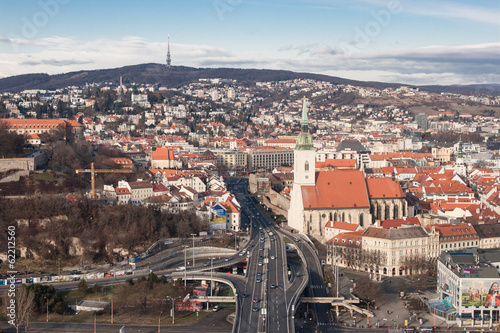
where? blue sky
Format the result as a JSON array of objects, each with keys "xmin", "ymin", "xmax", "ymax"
[{"xmin": 0, "ymin": 0, "xmax": 499, "ymax": 85}]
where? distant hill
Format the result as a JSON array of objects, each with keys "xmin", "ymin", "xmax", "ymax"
[
  {"xmin": 0, "ymin": 63, "xmax": 498, "ymax": 95},
  {"xmin": 419, "ymin": 83, "xmax": 500, "ymax": 96}
]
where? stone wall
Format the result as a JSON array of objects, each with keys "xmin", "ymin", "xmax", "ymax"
[
  {"xmin": 0, "ymin": 150, "xmax": 48, "ymax": 172},
  {"xmin": 267, "ymin": 188, "xmax": 290, "ymax": 218},
  {"xmin": 0, "ymin": 158, "xmax": 33, "ymax": 172}
]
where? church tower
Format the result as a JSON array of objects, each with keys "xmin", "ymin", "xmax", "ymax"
[
  {"xmin": 288, "ymin": 97, "xmax": 316, "ymax": 232},
  {"xmin": 166, "ymin": 34, "xmax": 171, "ymax": 68},
  {"xmin": 294, "ymin": 97, "xmax": 316, "ymax": 186}
]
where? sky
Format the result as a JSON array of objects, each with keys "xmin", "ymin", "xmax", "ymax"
[{"xmin": 0, "ymin": 0, "xmax": 499, "ymax": 85}]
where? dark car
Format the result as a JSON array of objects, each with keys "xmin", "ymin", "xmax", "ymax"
[
  {"xmin": 270, "ymin": 283, "xmax": 276, "ymax": 289},
  {"xmin": 253, "ymin": 298, "xmax": 258, "ymax": 303},
  {"xmin": 252, "ymin": 306, "xmax": 259, "ymax": 312}
]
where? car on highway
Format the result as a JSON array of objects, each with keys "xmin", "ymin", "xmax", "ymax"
[
  {"xmin": 225, "ymin": 257, "xmax": 232, "ymax": 261},
  {"xmin": 241, "ymin": 292, "xmax": 248, "ymax": 298},
  {"xmin": 204, "ymin": 262, "xmax": 210, "ymax": 267},
  {"xmin": 252, "ymin": 306, "xmax": 259, "ymax": 312},
  {"xmin": 257, "ymin": 271, "xmax": 262, "ymax": 276},
  {"xmin": 256, "ymin": 277, "xmax": 262, "ymax": 283},
  {"xmin": 258, "ymin": 262, "xmax": 262, "ymax": 266},
  {"xmin": 270, "ymin": 283, "xmax": 276, "ymax": 289},
  {"xmin": 212, "ymin": 305, "xmax": 220, "ymax": 312},
  {"xmin": 176, "ymin": 266, "xmax": 186, "ymax": 271},
  {"xmin": 271, "ymin": 255, "xmax": 275, "ymax": 260},
  {"xmin": 253, "ymin": 298, "xmax": 259, "ymax": 303}
]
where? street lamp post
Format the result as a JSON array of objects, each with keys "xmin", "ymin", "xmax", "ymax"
[
  {"xmin": 171, "ymin": 298, "xmax": 175, "ymax": 324},
  {"xmin": 367, "ymin": 302, "xmax": 369, "ymax": 328},
  {"xmin": 211, "ymin": 257, "xmax": 214, "ymax": 297},
  {"xmin": 158, "ymin": 311, "xmax": 162, "ymax": 333},
  {"xmin": 191, "ymin": 234, "xmax": 196, "ymax": 267},
  {"xmin": 184, "ymin": 245, "xmax": 188, "ymax": 287},
  {"xmin": 45, "ymin": 296, "xmax": 48, "ymax": 322},
  {"xmin": 110, "ymin": 296, "xmax": 114, "ymax": 324}
]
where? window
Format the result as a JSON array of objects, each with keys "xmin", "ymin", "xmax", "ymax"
[{"xmin": 305, "ymin": 161, "xmax": 309, "ymax": 171}]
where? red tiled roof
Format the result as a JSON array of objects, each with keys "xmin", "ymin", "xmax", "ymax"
[
  {"xmin": 326, "ymin": 230, "xmax": 363, "ymax": 248},
  {"xmin": 316, "ymin": 159, "xmax": 356, "ymax": 169},
  {"xmin": 65, "ymin": 119, "xmax": 83, "ymax": 127},
  {"xmin": 109, "ymin": 157, "xmax": 133, "ymax": 165},
  {"xmin": 151, "ymin": 147, "xmax": 178, "ymax": 160},
  {"xmin": 301, "ymin": 170, "xmax": 369, "ymax": 209},
  {"xmin": 380, "ymin": 217, "xmax": 421, "ymax": 229},
  {"xmin": 427, "ymin": 223, "xmax": 479, "ymax": 240},
  {"xmin": 325, "ymin": 220, "xmax": 360, "ymax": 231},
  {"xmin": 115, "ymin": 187, "xmax": 131, "ymax": 195},
  {"xmin": 366, "ymin": 178, "xmax": 404, "ymax": 199}
]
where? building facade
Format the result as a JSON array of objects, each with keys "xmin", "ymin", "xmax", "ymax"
[{"xmin": 434, "ymin": 249, "xmax": 500, "ymax": 328}]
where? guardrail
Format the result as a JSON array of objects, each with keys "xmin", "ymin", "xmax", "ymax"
[{"xmin": 277, "ymin": 228, "xmax": 310, "ymax": 333}]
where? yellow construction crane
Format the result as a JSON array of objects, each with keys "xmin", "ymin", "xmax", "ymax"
[{"xmin": 75, "ymin": 162, "xmax": 133, "ymax": 198}]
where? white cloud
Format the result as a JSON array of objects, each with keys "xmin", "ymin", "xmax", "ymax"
[{"xmin": 0, "ymin": 35, "xmax": 498, "ymax": 85}]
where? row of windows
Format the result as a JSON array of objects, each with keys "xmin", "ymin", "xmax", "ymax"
[
  {"xmin": 365, "ymin": 239, "xmax": 428, "ymax": 247},
  {"xmin": 441, "ymin": 241, "xmax": 478, "ymax": 249},
  {"xmin": 441, "ymin": 235, "xmax": 476, "ymax": 241},
  {"xmin": 10, "ymin": 124, "xmax": 60, "ymax": 128},
  {"xmin": 253, "ymin": 156, "xmax": 292, "ymax": 161}
]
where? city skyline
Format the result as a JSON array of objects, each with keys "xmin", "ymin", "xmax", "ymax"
[{"xmin": 0, "ymin": 0, "xmax": 499, "ymax": 85}]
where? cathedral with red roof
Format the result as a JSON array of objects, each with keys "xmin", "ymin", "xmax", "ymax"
[{"xmin": 287, "ymin": 99, "xmax": 408, "ymax": 242}]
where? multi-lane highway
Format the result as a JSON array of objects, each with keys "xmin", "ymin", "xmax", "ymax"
[
  {"xmin": 227, "ymin": 178, "xmax": 327, "ymax": 333},
  {"xmin": 0, "ymin": 177, "xmax": 329, "ymax": 333}
]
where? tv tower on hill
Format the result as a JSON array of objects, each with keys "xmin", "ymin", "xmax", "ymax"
[{"xmin": 166, "ymin": 34, "xmax": 171, "ymax": 68}]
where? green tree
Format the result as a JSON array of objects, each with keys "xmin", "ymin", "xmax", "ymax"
[{"xmin": 78, "ymin": 279, "xmax": 88, "ymax": 294}]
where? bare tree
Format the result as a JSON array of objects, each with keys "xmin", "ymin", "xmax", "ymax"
[{"xmin": 14, "ymin": 286, "xmax": 35, "ymax": 333}]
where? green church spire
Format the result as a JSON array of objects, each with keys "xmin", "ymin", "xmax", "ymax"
[{"xmin": 296, "ymin": 97, "xmax": 313, "ymax": 150}]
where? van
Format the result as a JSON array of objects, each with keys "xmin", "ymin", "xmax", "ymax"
[
  {"xmin": 419, "ymin": 328, "xmax": 434, "ymax": 333},
  {"xmin": 176, "ymin": 266, "xmax": 185, "ymax": 271}
]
